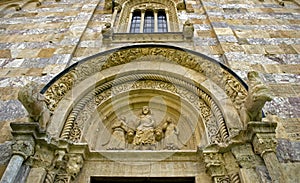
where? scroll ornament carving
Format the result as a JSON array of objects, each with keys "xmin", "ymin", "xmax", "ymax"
[
  {"xmin": 45, "ymin": 71, "xmax": 77, "ymax": 111},
  {"xmin": 62, "ymin": 77, "xmax": 229, "ymax": 146},
  {"xmin": 43, "ymin": 151, "xmax": 83, "ymax": 183},
  {"xmin": 18, "ymin": 81, "xmax": 51, "ymax": 130},
  {"xmin": 44, "ymin": 47, "xmax": 246, "ymax": 116}
]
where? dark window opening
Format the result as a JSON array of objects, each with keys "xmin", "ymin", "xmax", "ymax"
[
  {"xmin": 143, "ymin": 10, "xmax": 154, "ymax": 33},
  {"xmin": 130, "ymin": 10, "xmax": 141, "ymax": 33},
  {"xmin": 157, "ymin": 10, "xmax": 168, "ymax": 32}
]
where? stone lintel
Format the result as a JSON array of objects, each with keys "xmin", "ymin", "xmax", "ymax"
[{"xmin": 246, "ymin": 121, "xmax": 277, "ymax": 141}]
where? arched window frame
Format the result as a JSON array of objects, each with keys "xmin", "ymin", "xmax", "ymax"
[
  {"xmin": 118, "ymin": 0, "xmax": 179, "ymax": 33},
  {"xmin": 128, "ymin": 8, "xmax": 169, "ymax": 33}
]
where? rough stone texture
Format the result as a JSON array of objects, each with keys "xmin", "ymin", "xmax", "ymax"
[
  {"xmin": 0, "ymin": 141, "xmax": 12, "ymax": 165},
  {"xmin": 277, "ymin": 139, "xmax": 300, "ymax": 162}
]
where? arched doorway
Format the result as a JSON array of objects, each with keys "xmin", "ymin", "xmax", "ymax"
[{"xmin": 5, "ymin": 44, "xmax": 283, "ymax": 183}]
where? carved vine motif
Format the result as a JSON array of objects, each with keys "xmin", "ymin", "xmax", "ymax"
[
  {"xmin": 44, "ymin": 47, "xmax": 247, "ymax": 114},
  {"xmin": 43, "ymin": 151, "xmax": 83, "ymax": 183},
  {"xmin": 60, "ymin": 74, "xmax": 229, "ymax": 146}
]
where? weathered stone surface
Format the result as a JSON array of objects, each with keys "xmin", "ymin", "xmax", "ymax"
[
  {"xmin": 277, "ymin": 139, "xmax": 300, "ymax": 162},
  {"xmin": 0, "ymin": 100, "xmax": 26, "ymax": 121},
  {"xmin": 0, "ymin": 141, "xmax": 12, "ymax": 165}
]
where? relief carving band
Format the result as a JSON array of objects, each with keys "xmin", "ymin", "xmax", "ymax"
[{"xmin": 103, "ymin": 106, "xmax": 185, "ymax": 150}]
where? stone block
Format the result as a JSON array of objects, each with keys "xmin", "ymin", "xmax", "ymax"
[
  {"xmin": 26, "ymin": 167, "xmax": 47, "ymax": 183},
  {"xmin": 0, "ymin": 50, "xmax": 11, "ymax": 58},
  {"xmin": 38, "ymin": 48, "xmax": 56, "ymax": 58}
]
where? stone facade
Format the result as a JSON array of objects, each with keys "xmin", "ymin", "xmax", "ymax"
[{"xmin": 0, "ymin": 0, "xmax": 299, "ymax": 182}]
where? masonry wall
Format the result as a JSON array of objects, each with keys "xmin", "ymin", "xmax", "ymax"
[{"xmin": 0, "ymin": 0, "xmax": 299, "ymax": 179}]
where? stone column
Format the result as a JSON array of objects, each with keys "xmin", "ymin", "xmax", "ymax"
[
  {"xmin": 0, "ymin": 139, "xmax": 34, "ymax": 183},
  {"xmin": 165, "ymin": 9, "xmax": 170, "ymax": 31},
  {"xmin": 126, "ymin": 10, "xmax": 133, "ymax": 33},
  {"xmin": 140, "ymin": 9, "xmax": 145, "ymax": 33},
  {"xmin": 154, "ymin": 9, "xmax": 158, "ymax": 32},
  {"xmin": 253, "ymin": 134, "xmax": 286, "ymax": 183},
  {"xmin": 231, "ymin": 144, "xmax": 261, "ymax": 183},
  {"xmin": 247, "ymin": 121, "xmax": 286, "ymax": 183},
  {"xmin": 111, "ymin": 6, "xmax": 121, "ymax": 28}
]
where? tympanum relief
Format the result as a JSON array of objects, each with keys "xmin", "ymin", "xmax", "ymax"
[{"xmin": 103, "ymin": 106, "xmax": 183, "ymax": 150}]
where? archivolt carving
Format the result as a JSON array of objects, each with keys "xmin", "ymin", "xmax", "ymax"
[
  {"xmin": 44, "ymin": 47, "xmax": 247, "ymax": 114},
  {"xmin": 60, "ymin": 73, "xmax": 230, "ymax": 146}
]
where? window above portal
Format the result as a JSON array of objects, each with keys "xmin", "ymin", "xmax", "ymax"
[
  {"xmin": 116, "ymin": 1, "xmax": 179, "ymax": 33},
  {"xmin": 102, "ymin": 0, "xmax": 194, "ymax": 43}
]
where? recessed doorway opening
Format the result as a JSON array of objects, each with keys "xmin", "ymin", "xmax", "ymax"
[{"xmin": 91, "ymin": 177, "xmax": 195, "ymax": 183}]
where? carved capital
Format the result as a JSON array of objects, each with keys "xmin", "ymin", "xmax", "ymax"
[
  {"xmin": 204, "ymin": 152, "xmax": 226, "ymax": 177},
  {"xmin": 12, "ymin": 139, "xmax": 35, "ymax": 159},
  {"xmin": 66, "ymin": 154, "xmax": 84, "ymax": 180},
  {"xmin": 253, "ymin": 134, "xmax": 277, "ymax": 156}
]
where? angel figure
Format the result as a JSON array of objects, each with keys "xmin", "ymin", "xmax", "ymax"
[{"xmin": 162, "ymin": 117, "xmax": 180, "ymax": 150}]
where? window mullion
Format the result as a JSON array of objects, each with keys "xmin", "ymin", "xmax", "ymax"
[
  {"xmin": 140, "ymin": 10, "xmax": 145, "ymax": 33},
  {"xmin": 154, "ymin": 10, "xmax": 158, "ymax": 32}
]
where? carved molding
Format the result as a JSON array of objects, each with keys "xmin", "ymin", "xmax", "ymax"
[
  {"xmin": 44, "ymin": 47, "xmax": 247, "ymax": 115},
  {"xmin": 60, "ymin": 74, "xmax": 230, "ymax": 147}
]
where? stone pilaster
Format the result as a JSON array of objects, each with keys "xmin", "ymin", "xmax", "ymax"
[
  {"xmin": 248, "ymin": 121, "xmax": 286, "ymax": 183},
  {"xmin": 0, "ymin": 136, "xmax": 35, "ymax": 183}
]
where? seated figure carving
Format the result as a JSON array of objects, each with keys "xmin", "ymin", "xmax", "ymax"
[
  {"xmin": 133, "ymin": 106, "xmax": 156, "ymax": 150},
  {"xmin": 103, "ymin": 106, "xmax": 185, "ymax": 150},
  {"xmin": 18, "ymin": 81, "xmax": 51, "ymax": 130},
  {"xmin": 241, "ymin": 71, "xmax": 272, "ymax": 126}
]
